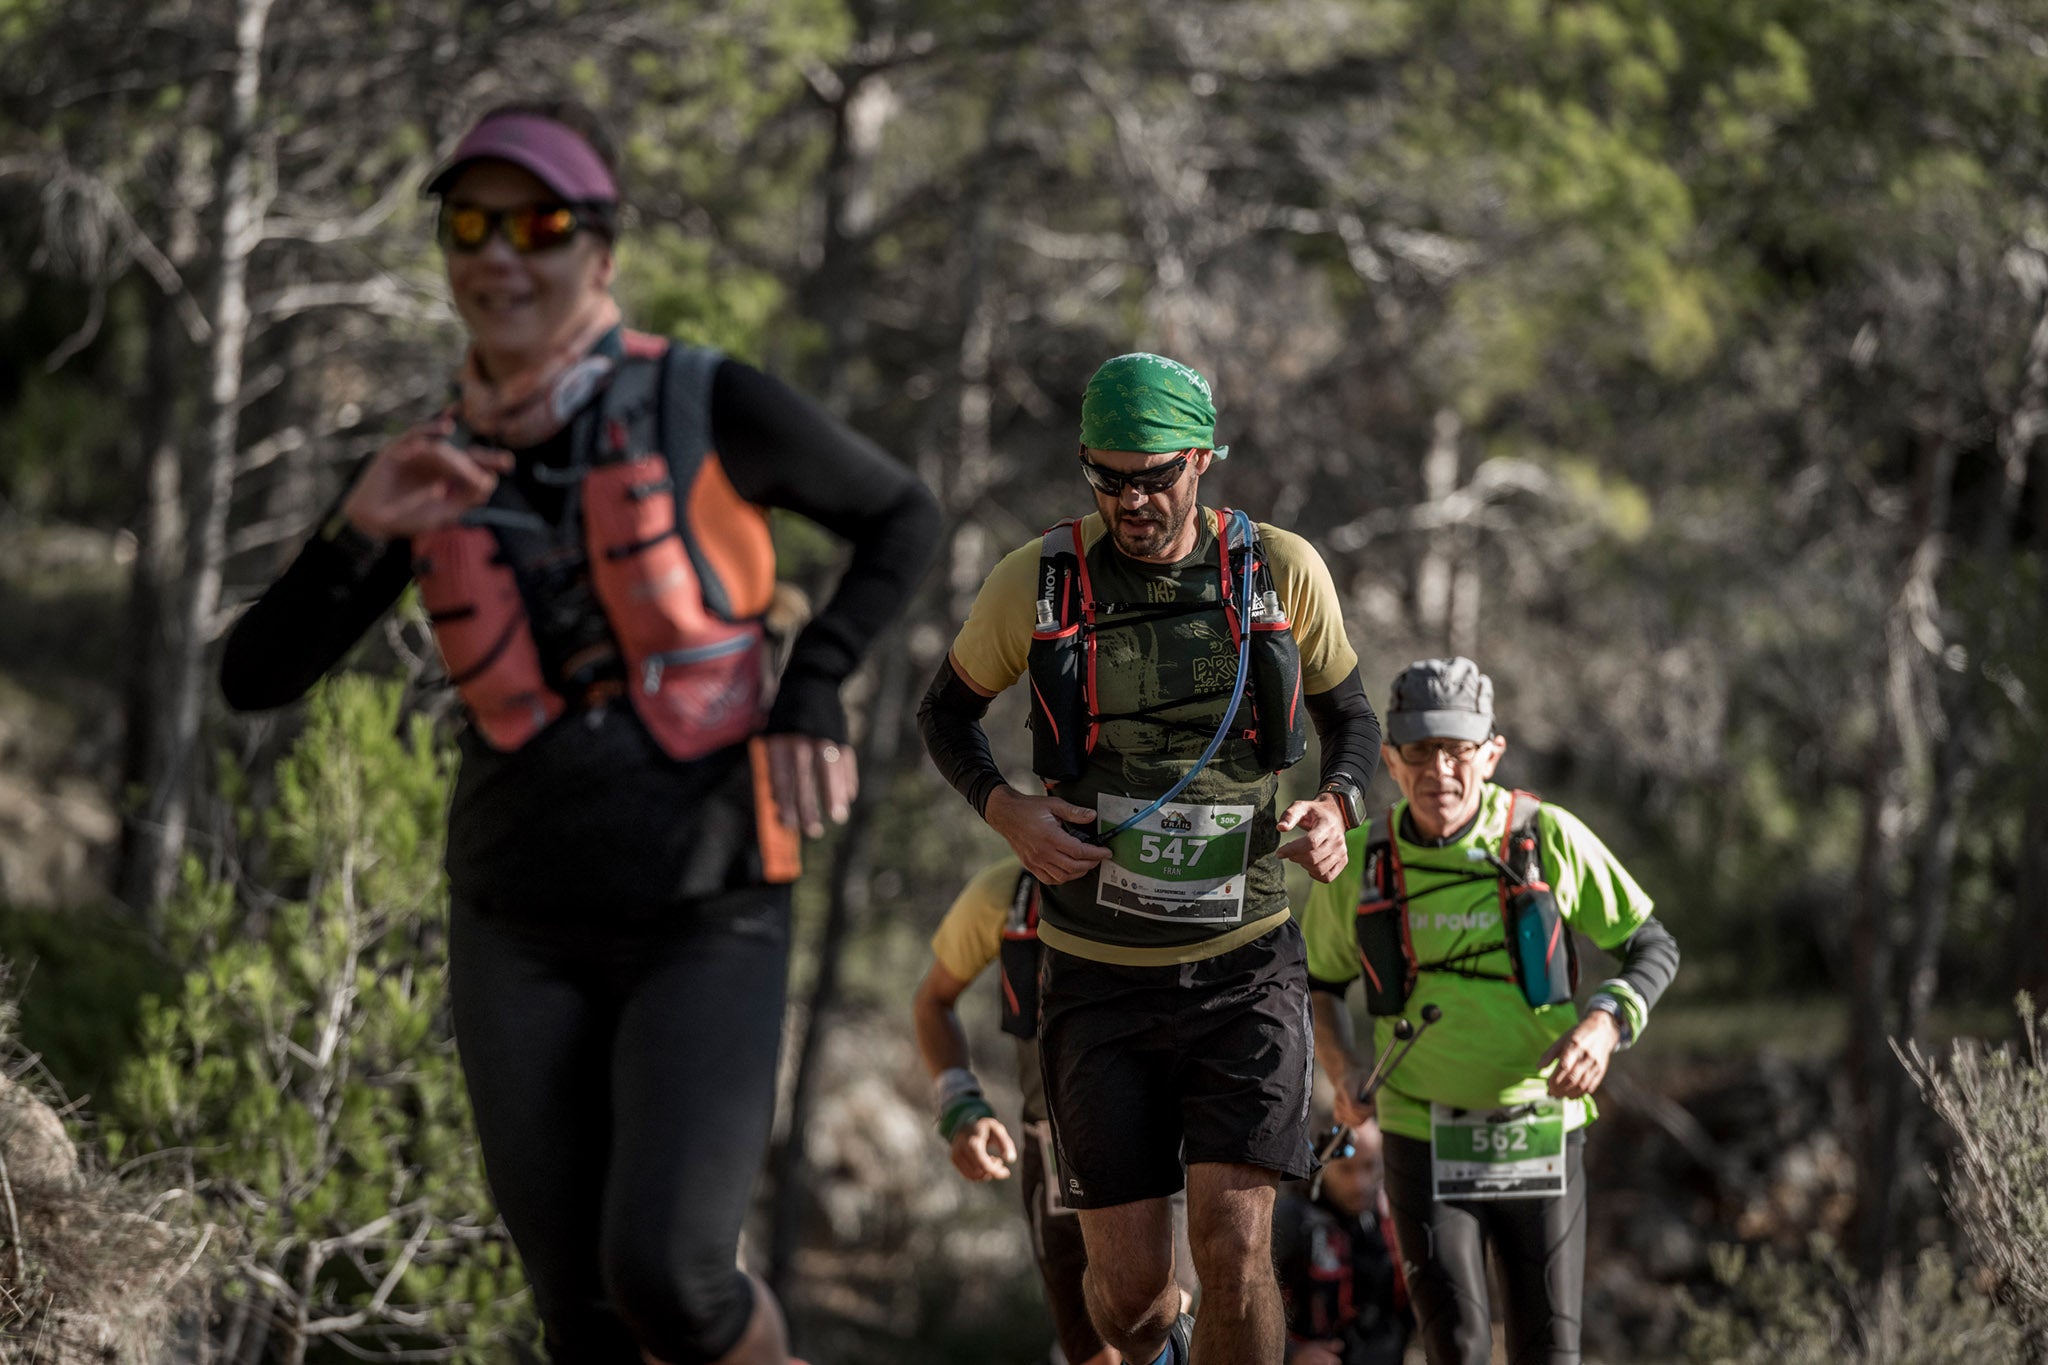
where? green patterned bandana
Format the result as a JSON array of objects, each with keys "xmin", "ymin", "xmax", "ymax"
[{"xmin": 1080, "ymin": 352, "xmax": 1230, "ymax": 458}]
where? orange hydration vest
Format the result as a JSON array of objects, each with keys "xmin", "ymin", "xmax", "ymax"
[{"xmin": 411, "ymin": 331, "xmax": 775, "ymax": 761}]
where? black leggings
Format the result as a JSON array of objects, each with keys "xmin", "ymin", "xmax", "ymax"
[
  {"xmin": 449, "ymin": 888, "xmax": 790, "ymax": 1364},
  {"xmin": 1381, "ymin": 1129, "xmax": 1586, "ymax": 1365}
]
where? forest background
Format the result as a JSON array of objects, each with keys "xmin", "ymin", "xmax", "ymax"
[{"xmin": 1, "ymin": 0, "xmax": 2046, "ymax": 1360}]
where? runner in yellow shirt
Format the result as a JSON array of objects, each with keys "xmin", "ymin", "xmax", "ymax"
[{"xmin": 912, "ymin": 859, "xmax": 1193, "ymax": 1365}]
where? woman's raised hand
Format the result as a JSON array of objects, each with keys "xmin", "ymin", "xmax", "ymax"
[{"xmin": 341, "ymin": 414, "xmax": 514, "ymax": 540}]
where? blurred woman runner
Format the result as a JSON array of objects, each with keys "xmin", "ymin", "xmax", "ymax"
[{"xmin": 221, "ymin": 101, "xmax": 940, "ymax": 1364}]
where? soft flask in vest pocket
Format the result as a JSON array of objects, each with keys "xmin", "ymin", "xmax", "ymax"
[
  {"xmin": 1027, "ymin": 528, "xmax": 1091, "ymax": 783},
  {"xmin": 1353, "ymin": 848, "xmax": 1414, "ymax": 1016},
  {"xmin": 1502, "ymin": 881, "xmax": 1578, "ymax": 1008},
  {"xmin": 998, "ymin": 872, "xmax": 1042, "ymax": 1038},
  {"xmin": 1247, "ymin": 591, "xmax": 1306, "ymax": 772}
]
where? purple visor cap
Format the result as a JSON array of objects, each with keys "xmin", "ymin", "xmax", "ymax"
[{"xmin": 423, "ymin": 113, "xmax": 618, "ymax": 204}]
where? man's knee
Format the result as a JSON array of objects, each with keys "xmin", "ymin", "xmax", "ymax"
[
  {"xmin": 1080, "ymin": 1226, "xmax": 1177, "ymax": 1341},
  {"xmin": 1188, "ymin": 1226, "xmax": 1277, "ymax": 1307},
  {"xmin": 1084, "ymin": 1253, "xmax": 1177, "ymax": 1336},
  {"xmin": 602, "ymin": 1235, "xmax": 753, "ymax": 1365},
  {"xmin": 1186, "ymin": 1179, "xmax": 1277, "ymax": 1289}
]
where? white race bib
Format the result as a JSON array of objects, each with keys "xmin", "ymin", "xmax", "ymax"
[
  {"xmin": 1094, "ymin": 794, "xmax": 1254, "ymax": 924},
  {"xmin": 1430, "ymin": 1100, "xmax": 1569, "ymax": 1201}
]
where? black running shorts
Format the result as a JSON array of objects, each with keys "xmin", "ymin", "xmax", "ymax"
[{"xmin": 1038, "ymin": 918, "xmax": 1315, "ymax": 1209}]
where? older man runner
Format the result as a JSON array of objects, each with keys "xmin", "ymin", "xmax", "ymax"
[
  {"xmin": 918, "ymin": 353, "xmax": 1382, "ymax": 1365},
  {"xmin": 1299, "ymin": 658, "xmax": 1681, "ymax": 1365}
]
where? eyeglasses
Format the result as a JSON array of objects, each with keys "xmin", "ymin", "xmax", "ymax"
[
  {"xmin": 1394, "ymin": 738, "xmax": 1486, "ymax": 766},
  {"xmin": 1078, "ymin": 450, "xmax": 1192, "ymax": 498},
  {"xmin": 437, "ymin": 202, "xmax": 605, "ymax": 254}
]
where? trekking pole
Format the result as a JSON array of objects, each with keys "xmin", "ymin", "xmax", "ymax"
[
  {"xmin": 1348, "ymin": 1018, "xmax": 1414, "ymax": 1106},
  {"xmin": 1316, "ymin": 1005, "xmax": 1444, "ymax": 1163}
]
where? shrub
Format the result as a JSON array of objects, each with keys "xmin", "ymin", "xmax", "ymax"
[
  {"xmin": 1897, "ymin": 993, "xmax": 2048, "ymax": 1339},
  {"xmin": 1680, "ymin": 1240, "xmax": 2026, "ymax": 1364},
  {"xmin": 103, "ymin": 676, "xmax": 532, "ymax": 1363}
]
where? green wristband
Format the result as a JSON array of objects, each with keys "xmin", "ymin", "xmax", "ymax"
[{"xmin": 938, "ymin": 1093, "xmax": 996, "ymax": 1142}]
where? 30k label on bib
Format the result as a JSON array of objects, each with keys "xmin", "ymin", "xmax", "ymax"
[{"xmin": 1095, "ymin": 794, "xmax": 1253, "ymax": 924}]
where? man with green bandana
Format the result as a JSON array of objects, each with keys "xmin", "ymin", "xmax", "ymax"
[
  {"xmin": 919, "ymin": 353, "xmax": 1385, "ymax": 1365},
  {"xmin": 1298, "ymin": 657, "xmax": 1681, "ymax": 1365}
]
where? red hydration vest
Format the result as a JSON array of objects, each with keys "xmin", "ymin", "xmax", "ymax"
[
  {"xmin": 411, "ymin": 332, "xmax": 775, "ymax": 762},
  {"xmin": 1023, "ymin": 508, "xmax": 1308, "ymax": 784}
]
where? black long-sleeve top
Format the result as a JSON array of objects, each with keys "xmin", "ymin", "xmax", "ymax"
[{"xmin": 222, "ymin": 357, "xmax": 941, "ymax": 917}]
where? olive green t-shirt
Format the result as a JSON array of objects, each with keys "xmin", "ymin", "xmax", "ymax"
[
  {"xmin": 1297, "ymin": 784, "xmax": 1654, "ymax": 1141},
  {"xmin": 950, "ymin": 509, "xmax": 1357, "ymax": 965}
]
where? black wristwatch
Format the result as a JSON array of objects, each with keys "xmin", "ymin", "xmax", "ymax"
[{"xmin": 1319, "ymin": 777, "xmax": 1365, "ymax": 830}]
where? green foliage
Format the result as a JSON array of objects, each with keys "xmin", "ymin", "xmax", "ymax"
[
  {"xmin": 0, "ymin": 0, "xmax": 49, "ymax": 49},
  {"xmin": 1680, "ymin": 1241, "xmax": 2028, "ymax": 1364},
  {"xmin": 620, "ymin": 223, "xmax": 787, "ymax": 357},
  {"xmin": 0, "ymin": 285, "xmax": 144, "ymax": 522},
  {"xmin": 105, "ymin": 677, "xmax": 532, "ymax": 1362},
  {"xmin": 0, "ymin": 899, "xmax": 172, "ymax": 1105}
]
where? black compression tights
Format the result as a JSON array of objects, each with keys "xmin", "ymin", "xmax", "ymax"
[
  {"xmin": 1382, "ymin": 1130, "xmax": 1587, "ymax": 1365},
  {"xmin": 449, "ymin": 889, "xmax": 790, "ymax": 1364}
]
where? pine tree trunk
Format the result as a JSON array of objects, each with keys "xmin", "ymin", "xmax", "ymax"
[
  {"xmin": 1850, "ymin": 441, "xmax": 1956, "ymax": 1278},
  {"xmin": 128, "ymin": 0, "xmax": 275, "ymax": 914},
  {"xmin": 765, "ymin": 629, "xmax": 914, "ymax": 1298},
  {"xmin": 116, "ymin": 288, "xmax": 191, "ymax": 910}
]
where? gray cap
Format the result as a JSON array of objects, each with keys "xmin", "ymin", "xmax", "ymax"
[{"xmin": 1386, "ymin": 657, "xmax": 1495, "ymax": 745}]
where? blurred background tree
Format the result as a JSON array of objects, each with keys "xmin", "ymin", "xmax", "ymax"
[{"xmin": 0, "ymin": 0, "xmax": 2044, "ymax": 1359}]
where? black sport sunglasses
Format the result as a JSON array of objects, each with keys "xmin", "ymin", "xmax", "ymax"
[{"xmin": 1078, "ymin": 449, "xmax": 1193, "ymax": 497}]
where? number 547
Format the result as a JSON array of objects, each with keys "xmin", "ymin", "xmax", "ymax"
[{"xmin": 1139, "ymin": 834, "xmax": 1208, "ymax": 867}]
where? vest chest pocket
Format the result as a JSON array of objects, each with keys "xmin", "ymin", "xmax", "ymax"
[
  {"xmin": 583, "ymin": 456, "xmax": 767, "ymax": 761},
  {"xmin": 412, "ymin": 525, "xmax": 562, "ymax": 750}
]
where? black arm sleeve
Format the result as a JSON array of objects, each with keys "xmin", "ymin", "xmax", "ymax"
[
  {"xmin": 916, "ymin": 659, "xmax": 1007, "ymax": 818},
  {"xmin": 1308, "ymin": 972, "xmax": 1354, "ymax": 997},
  {"xmin": 219, "ymin": 511, "xmax": 412, "ymax": 711},
  {"xmin": 1304, "ymin": 668, "xmax": 1382, "ymax": 794},
  {"xmin": 1612, "ymin": 914, "xmax": 1680, "ymax": 1014},
  {"xmin": 712, "ymin": 360, "xmax": 943, "ymax": 741}
]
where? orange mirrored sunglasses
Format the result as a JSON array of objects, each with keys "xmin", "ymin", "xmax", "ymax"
[{"xmin": 437, "ymin": 203, "xmax": 592, "ymax": 254}]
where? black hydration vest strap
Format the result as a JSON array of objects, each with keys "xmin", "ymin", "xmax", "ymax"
[
  {"xmin": 654, "ymin": 344, "xmax": 735, "ymax": 619},
  {"xmin": 1371, "ymin": 802, "xmax": 1549, "ymax": 985}
]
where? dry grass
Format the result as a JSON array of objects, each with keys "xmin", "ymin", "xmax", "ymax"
[
  {"xmin": 1896, "ymin": 992, "xmax": 2048, "ymax": 1338},
  {"xmin": 0, "ymin": 996, "xmax": 211, "ymax": 1363}
]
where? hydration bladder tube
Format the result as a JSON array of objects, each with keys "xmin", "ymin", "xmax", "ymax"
[{"xmin": 1091, "ymin": 508, "xmax": 1257, "ymax": 845}]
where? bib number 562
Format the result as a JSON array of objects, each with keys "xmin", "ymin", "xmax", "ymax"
[{"xmin": 1472, "ymin": 1126, "xmax": 1532, "ymax": 1157}]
